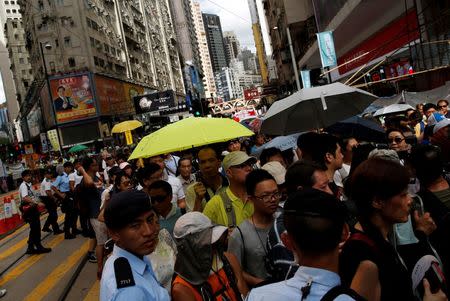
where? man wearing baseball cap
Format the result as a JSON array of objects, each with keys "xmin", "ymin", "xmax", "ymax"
[
  {"xmin": 171, "ymin": 212, "xmax": 248, "ymax": 300},
  {"xmin": 203, "ymin": 151, "xmax": 256, "ymax": 228},
  {"xmin": 100, "ymin": 190, "xmax": 169, "ymax": 301}
]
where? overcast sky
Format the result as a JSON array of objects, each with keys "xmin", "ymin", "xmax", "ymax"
[
  {"xmin": 0, "ymin": 75, "xmax": 5, "ymax": 104},
  {"xmin": 198, "ymin": 0, "xmax": 271, "ymax": 55}
]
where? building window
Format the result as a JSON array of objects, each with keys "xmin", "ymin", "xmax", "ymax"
[
  {"xmin": 94, "ymin": 56, "xmax": 99, "ymax": 66},
  {"xmin": 22, "ymin": 70, "xmax": 26, "ymax": 75},
  {"xmin": 19, "ymin": 58, "xmax": 24, "ymax": 64},
  {"xmin": 55, "ymin": 39, "xmax": 59, "ymax": 47},
  {"xmin": 86, "ymin": 18, "xmax": 91, "ymax": 28},
  {"xmin": 11, "ymin": 0, "xmax": 14, "ymax": 3},
  {"xmin": 49, "ymin": 61, "xmax": 55, "ymax": 72},
  {"xmin": 29, "ymin": 69, "xmax": 32, "ymax": 74},
  {"xmin": 104, "ymin": 43, "xmax": 109, "ymax": 53},
  {"xmin": 12, "ymin": 22, "xmax": 17, "ymax": 28},
  {"xmin": 17, "ymin": 46, "xmax": 22, "ymax": 53},
  {"xmin": 5, "ymin": 1, "xmax": 9, "ymax": 5},
  {"xmin": 24, "ymin": 81, "xmax": 29, "ymax": 88},
  {"xmin": 6, "ymin": 9, "xmax": 10, "ymax": 13},
  {"xmin": 90, "ymin": 37, "xmax": 95, "ymax": 47},
  {"xmin": 68, "ymin": 57, "xmax": 75, "ymax": 67},
  {"xmin": 64, "ymin": 36, "xmax": 71, "ymax": 47},
  {"xmin": 12, "ymin": 9, "xmax": 16, "ymax": 13}
]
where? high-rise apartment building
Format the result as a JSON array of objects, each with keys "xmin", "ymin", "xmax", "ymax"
[
  {"xmin": 0, "ymin": 0, "xmax": 22, "ymax": 122},
  {"xmin": 223, "ymin": 31, "xmax": 240, "ymax": 65},
  {"xmin": 202, "ymin": 13, "xmax": 227, "ymax": 74},
  {"xmin": 191, "ymin": 1, "xmax": 216, "ymax": 97}
]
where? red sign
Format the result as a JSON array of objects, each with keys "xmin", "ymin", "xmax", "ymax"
[
  {"xmin": 338, "ymin": 9, "xmax": 419, "ymax": 75},
  {"xmin": 49, "ymin": 73, "xmax": 97, "ymax": 124},
  {"xmin": 95, "ymin": 75, "xmax": 135, "ymax": 115},
  {"xmin": 244, "ymin": 88, "xmax": 260, "ymax": 101}
]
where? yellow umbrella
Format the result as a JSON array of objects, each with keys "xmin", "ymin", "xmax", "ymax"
[
  {"xmin": 111, "ymin": 120, "xmax": 143, "ymax": 134},
  {"xmin": 129, "ymin": 117, "xmax": 254, "ymax": 160}
]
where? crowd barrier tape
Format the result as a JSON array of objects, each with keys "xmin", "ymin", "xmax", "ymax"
[{"xmin": 0, "ymin": 184, "xmax": 40, "ymax": 236}]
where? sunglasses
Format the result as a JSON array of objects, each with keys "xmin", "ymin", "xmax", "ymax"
[
  {"xmin": 388, "ymin": 137, "xmax": 405, "ymax": 144},
  {"xmin": 150, "ymin": 195, "xmax": 168, "ymax": 204},
  {"xmin": 438, "ymin": 105, "xmax": 448, "ymax": 109}
]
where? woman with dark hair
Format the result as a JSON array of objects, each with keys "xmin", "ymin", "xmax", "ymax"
[{"xmin": 341, "ymin": 158, "xmax": 446, "ymax": 301}]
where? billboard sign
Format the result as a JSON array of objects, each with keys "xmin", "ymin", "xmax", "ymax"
[
  {"xmin": 49, "ymin": 73, "xmax": 97, "ymax": 124},
  {"xmin": 134, "ymin": 90, "xmax": 176, "ymax": 114},
  {"xmin": 243, "ymin": 88, "xmax": 261, "ymax": 101},
  {"xmin": 94, "ymin": 75, "xmax": 135, "ymax": 116}
]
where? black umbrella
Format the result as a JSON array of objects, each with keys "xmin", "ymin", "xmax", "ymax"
[{"xmin": 326, "ymin": 116, "xmax": 386, "ymax": 143}]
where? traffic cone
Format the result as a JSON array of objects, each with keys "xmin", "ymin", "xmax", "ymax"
[{"xmin": 3, "ymin": 197, "xmax": 14, "ymax": 232}]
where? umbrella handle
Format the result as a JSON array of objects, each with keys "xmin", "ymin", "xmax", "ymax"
[{"xmin": 320, "ymin": 92, "xmax": 328, "ymax": 110}]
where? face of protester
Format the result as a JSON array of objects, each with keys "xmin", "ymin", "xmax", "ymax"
[
  {"xmin": 268, "ymin": 154, "xmax": 286, "ymax": 168},
  {"xmin": 143, "ymin": 170, "xmax": 164, "ymax": 188},
  {"xmin": 89, "ymin": 160, "xmax": 99, "ymax": 173},
  {"xmin": 312, "ymin": 170, "xmax": 333, "ymax": 195},
  {"xmin": 123, "ymin": 166, "xmax": 133, "ymax": 177},
  {"xmin": 149, "ymin": 187, "xmax": 172, "ymax": 217},
  {"xmin": 374, "ymin": 189, "xmax": 412, "ymax": 224},
  {"xmin": 106, "ymin": 156, "xmax": 115, "ymax": 167},
  {"xmin": 251, "ymin": 179, "xmax": 280, "ymax": 216},
  {"xmin": 388, "ymin": 131, "xmax": 408, "ymax": 152},
  {"xmin": 118, "ymin": 175, "xmax": 132, "ymax": 192},
  {"xmin": 438, "ymin": 101, "xmax": 448, "ymax": 115},
  {"xmin": 179, "ymin": 159, "xmax": 192, "ymax": 179},
  {"xmin": 424, "ymin": 108, "xmax": 436, "ymax": 118},
  {"xmin": 149, "ymin": 156, "xmax": 165, "ymax": 171},
  {"xmin": 23, "ymin": 174, "xmax": 32, "ymax": 183},
  {"xmin": 255, "ymin": 134, "xmax": 265, "ymax": 146},
  {"xmin": 198, "ymin": 149, "xmax": 221, "ymax": 178},
  {"xmin": 227, "ymin": 161, "xmax": 253, "ymax": 184},
  {"xmin": 64, "ymin": 166, "xmax": 73, "ymax": 175},
  {"xmin": 326, "ymin": 144, "xmax": 344, "ymax": 171},
  {"xmin": 110, "ymin": 210, "xmax": 160, "ymax": 257},
  {"xmin": 227, "ymin": 140, "xmax": 241, "ymax": 152}
]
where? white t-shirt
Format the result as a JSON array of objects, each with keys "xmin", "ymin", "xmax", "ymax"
[
  {"xmin": 19, "ymin": 181, "xmax": 35, "ymax": 202},
  {"xmin": 167, "ymin": 175, "xmax": 185, "ymax": 205},
  {"xmin": 40, "ymin": 178, "xmax": 53, "ymax": 197},
  {"xmin": 68, "ymin": 171, "xmax": 83, "ymax": 187}
]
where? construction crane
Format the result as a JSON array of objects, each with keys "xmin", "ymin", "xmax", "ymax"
[{"xmin": 247, "ymin": 0, "xmax": 269, "ymax": 85}]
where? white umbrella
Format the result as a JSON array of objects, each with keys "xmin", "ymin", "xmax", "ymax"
[
  {"xmin": 251, "ymin": 133, "xmax": 302, "ymax": 157},
  {"xmin": 260, "ymin": 83, "xmax": 377, "ymax": 136},
  {"xmin": 373, "ymin": 104, "xmax": 414, "ymax": 117}
]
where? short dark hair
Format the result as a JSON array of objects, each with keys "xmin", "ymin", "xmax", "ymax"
[
  {"xmin": 285, "ymin": 160, "xmax": 326, "ymax": 194},
  {"xmin": 437, "ymin": 99, "xmax": 448, "ymax": 107},
  {"xmin": 423, "ymin": 103, "xmax": 437, "ymax": 113},
  {"xmin": 114, "ymin": 172, "xmax": 128, "ymax": 190},
  {"xmin": 260, "ymin": 147, "xmax": 282, "ymax": 166},
  {"xmin": 410, "ymin": 144, "xmax": 443, "ymax": 186},
  {"xmin": 197, "ymin": 147, "xmax": 218, "ymax": 159},
  {"xmin": 310, "ymin": 134, "xmax": 339, "ymax": 167},
  {"xmin": 82, "ymin": 157, "xmax": 95, "ymax": 171},
  {"xmin": 297, "ymin": 132, "xmax": 320, "ymax": 160},
  {"xmin": 245, "ymin": 169, "xmax": 275, "ymax": 196},
  {"xmin": 178, "ymin": 157, "xmax": 192, "ymax": 167},
  {"xmin": 22, "ymin": 170, "xmax": 32, "ymax": 178},
  {"xmin": 105, "ymin": 190, "xmax": 152, "ymax": 231},
  {"xmin": 63, "ymin": 162, "xmax": 73, "ymax": 169},
  {"xmin": 137, "ymin": 163, "xmax": 161, "ymax": 185},
  {"xmin": 148, "ymin": 180, "xmax": 173, "ymax": 196},
  {"xmin": 284, "ymin": 189, "xmax": 345, "ymax": 255},
  {"xmin": 345, "ymin": 158, "xmax": 410, "ymax": 218},
  {"xmin": 386, "ymin": 127, "xmax": 405, "ymax": 138},
  {"xmin": 108, "ymin": 166, "xmax": 122, "ymax": 179}
]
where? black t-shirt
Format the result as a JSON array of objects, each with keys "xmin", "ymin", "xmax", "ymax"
[
  {"xmin": 78, "ymin": 176, "xmax": 103, "ymax": 218},
  {"xmin": 340, "ymin": 228, "xmax": 415, "ymax": 301}
]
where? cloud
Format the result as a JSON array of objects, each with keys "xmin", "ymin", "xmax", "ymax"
[{"xmin": 0, "ymin": 74, "xmax": 6, "ymax": 104}]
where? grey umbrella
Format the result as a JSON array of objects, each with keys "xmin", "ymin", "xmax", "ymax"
[{"xmin": 260, "ymin": 83, "xmax": 377, "ymax": 136}]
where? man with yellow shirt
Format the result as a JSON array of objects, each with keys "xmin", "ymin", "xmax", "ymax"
[{"xmin": 203, "ymin": 151, "xmax": 256, "ymax": 228}]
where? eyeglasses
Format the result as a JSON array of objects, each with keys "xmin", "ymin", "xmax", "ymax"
[
  {"xmin": 254, "ymin": 192, "xmax": 282, "ymax": 202},
  {"xmin": 150, "ymin": 195, "xmax": 168, "ymax": 204},
  {"xmin": 388, "ymin": 137, "xmax": 405, "ymax": 144}
]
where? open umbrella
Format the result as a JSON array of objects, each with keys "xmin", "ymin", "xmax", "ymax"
[
  {"xmin": 129, "ymin": 117, "xmax": 254, "ymax": 160},
  {"xmin": 326, "ymin": 116, "xmax": 386, "ymax": 142},
  {"xmin": 373, "ymin": 104, "xmax": 414, "ymax": 117},
  {"xmin": 68, "ymin": 144, "xmax": 88, "ymax": 153},
  {"xmin": 111, "ymin": 120, "xmax": 143, "ymax": 134},
  {"xmin": 261, "ymin": 83, "xmax": 377, "ymax": 136},
  {"xmin": 251, "ymin": 133, "xmax": 302, "ymax": 157}
]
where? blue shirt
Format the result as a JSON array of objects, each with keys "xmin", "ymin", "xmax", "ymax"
[
  {"xmin": 100, "ymin": 245, "xmax": 170, "ymax": 301},
  {"xmin": 158, "ymin": 205, "xmax": 182, "ymax": 237},
  {"xmin": 52, "ymin": 172, "xmax": 70, "ymax": 192},
  {"xmin": 247, "ymin": 266, "xmax": 355, "ymax": 301}
]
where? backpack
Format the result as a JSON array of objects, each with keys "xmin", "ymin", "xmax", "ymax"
[{"xmin": 320, "ymin": 285, "xmax": 367, "ymax": 301}]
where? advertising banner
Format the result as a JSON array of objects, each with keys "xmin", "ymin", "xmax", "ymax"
[
  {"xmin": 300, "ymin": 70, "xmax": 312, "ymax": 88},
  {"xmin": 134, "ymin": 90, "xmax": 176, "ymax": 114},
  {"xmin": 317, "ymin": 31, "xmax": 337, "ymax": 68},
  {"xmin": 125, "ymin": 130, "xmax": 133, "ymax": 145},
  {"xmin": 40, "ymin": 133, "xmax": 49, "ymax": 153},
  {"xmin": 243, "ymin": 88, "xmax": 260, "ymax": 101},
  {"xmin": 94, "ymin": 75, "xmax": 135, "ymax": 116},
  {"xmin": 124, "ymin": 83, "xmax": 145, "ymax": 112},
  {"xmin": 47, "ymin": 129, "xmax": 61, "ymax": 152},
  {"xmin": 40, "ymin": 84, "xmax": 56, "ymax": 128},
  {"xmin": 49, "ymin": 73, "xmax": 97, "ymax": 124}
]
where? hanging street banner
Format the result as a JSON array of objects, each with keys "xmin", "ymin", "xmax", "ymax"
[
  {"xmin": 47, "ymin": 129, "xmax": 61, "ymax": 152},
  {"xmin": 317, "ymin": 31, "xmax": 337, "ymax": 68},
  {"xmin": 300, "ymin": 70, "xmax": 312, "ymax": 88},
  {"xmin": 125, "ymin": 130, "xmax": 133, "ymax": 145}
]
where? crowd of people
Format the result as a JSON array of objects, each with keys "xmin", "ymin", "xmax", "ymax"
[{"xmin": 13, "ymin": 98, "xmax": 450, "ymax": 301}]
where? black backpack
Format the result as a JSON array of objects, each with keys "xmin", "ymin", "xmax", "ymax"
[{"xmin": 320, "ymin": 285, "xmax": 367, "ymax": 301}]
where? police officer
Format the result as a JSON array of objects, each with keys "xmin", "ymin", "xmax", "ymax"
[
  {"xmin": 100, "ymin": 190, "xmax": 169, "ymax": 301},
  {"xmin": 52, "ymin": 162, "xmax": 77, "ymax": 239}
]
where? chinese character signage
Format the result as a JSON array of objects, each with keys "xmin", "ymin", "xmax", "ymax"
[
  {"xmin": 317, "ymin": 31, "xmax": 337, "ymax": 68},
  {"xmin": 49, "ymin": 73, "xmax": 97, "ymax": 124},
  {"xmin": 40, "ymin": 133, "xmax": 49, "ymax": 153},
  {"xmin": 243, "ymin": 88, "xmax": 260, "ymax": 101},
  {"xmin": 47, "ymin": 129, "xmax": 61, "ymax": 152},
  {"xmin": 300, "ymin": 70, "xmax": 312, "ymax": 88},
  {"xmin": 125, "ymin": 130, "xmax": 133, "ymax": 145}
]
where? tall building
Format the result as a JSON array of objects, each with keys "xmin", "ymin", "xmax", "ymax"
[
  {"xmin": 191, "ymin": 1, "xmax": 216, "ymax": 97},
  {"xmin": 0, "ymin": 0, "xmax": 22, "ymax": 122},
  {"xmin": 223, "ymin": 31, "xmax": 240, "ymax": 65},
  {"xmin": 202, "ymin": 13, "xmax": 227, "ymax": 74},
  {"xmin": 17, "ymin": 0, "xmax": 186, "ymax": 145},
  {"xmin": 169, "ymin": 0, "xmax": 204, "ymax": 102},
  {"xmin": 239, "ymin": 48, "xmax": 259, "ymax": 74}
]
